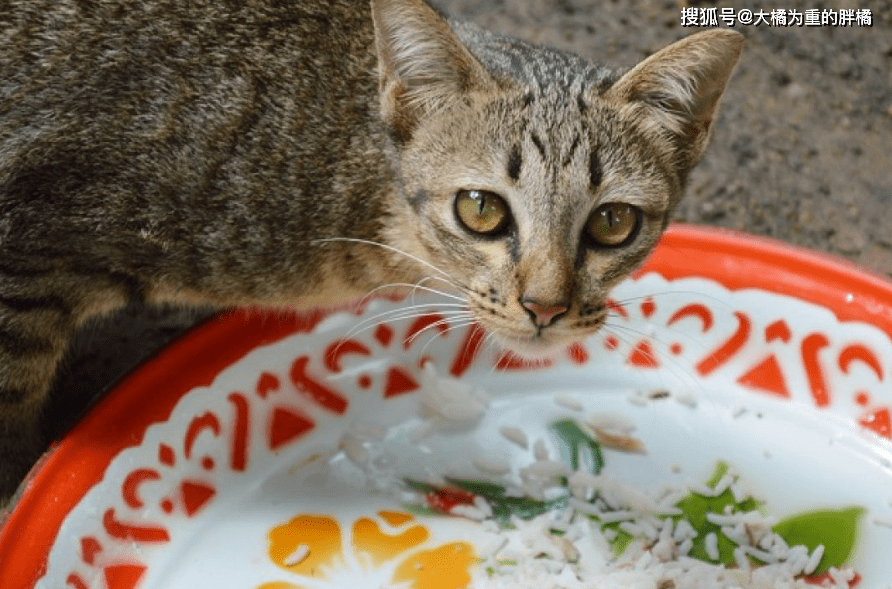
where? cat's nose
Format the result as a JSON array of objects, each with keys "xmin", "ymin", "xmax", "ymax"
[{"xmin": 520, "ymin": 297, "xmax": 569, "ymax": 327}]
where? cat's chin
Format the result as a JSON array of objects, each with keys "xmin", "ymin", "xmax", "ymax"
[{"xmin": 490, "ymin": 332, "xmax": 584, "ymax": 362}]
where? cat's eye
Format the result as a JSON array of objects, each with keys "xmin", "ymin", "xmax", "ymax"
[
  {"xmin": 585, "ymin": 203, "xmax": 641, "ymax": 247},
  {"xmin": 454, "ymin": 189, "xmax": 510, "ymax": 236}
]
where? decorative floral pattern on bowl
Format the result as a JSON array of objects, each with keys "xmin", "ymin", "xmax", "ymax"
[
  {"xmin": 2, "ymin": 224, "xmax": 892, "ymax": 589},
  {"xmin": 262, "ymin": 510, "xmax": 477, "ymax": 589}
]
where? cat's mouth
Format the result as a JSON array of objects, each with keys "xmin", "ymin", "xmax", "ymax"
[
  {"xmin": 497, "ymin": 334, "xmax": 571, "ymax": 359},
  {"xmin": 485, "ymin": 320, "xmax": 604, "ymax": 360},
  {"xmin": 463, "ymin": 298, "xmax": 608, "ymax": 359}
]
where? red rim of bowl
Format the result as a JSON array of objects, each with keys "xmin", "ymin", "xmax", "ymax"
[{"xmin": 2, "ymin": 223, "xmax": 892, "ymax": 587}]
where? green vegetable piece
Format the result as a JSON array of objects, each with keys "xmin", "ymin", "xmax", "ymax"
[
  {"xmin": 444, "ymin": 477, "xmax": 569, "ymax": 526},
  {"xmin": 403, "ymin": 502, "xmax": 442, "ymax": 517},
  {"xmin": 550, "ymin": 418, "xmax": 605, "ymax": 475},
  {"xmin": 443, "ymin": 477, "xmax": 508, "ymax": 500},
  {"xmin": 403, "ymin": 478, "xmax": 444, "ymax": 495},
  {"xmin": 600, "ymin": 521, "xmax": 634, "ymax": 557},
  {"xmin": 673, "ymin": 462, "xmax": 761, "ymax": 566},
  {"xmin": 705, "ymin": 461, "xmax": 730, "ymax": 488},
  {"xmin": 773, "ymin": 507, "xmax": 865, "ymax": 575}
]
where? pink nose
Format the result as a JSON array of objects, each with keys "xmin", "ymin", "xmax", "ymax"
[{"xmin": 521, "ymin": 298, "xmax": 569, "ymax": 327}]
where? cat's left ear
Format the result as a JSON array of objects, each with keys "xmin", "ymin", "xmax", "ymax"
[
  {"xmin": 371, "ymin": 0, "xmax": 497, "ymax": 142},
  {"xmin": 605, "ymin": 29, "xmax": 743, "ymax": 174}
]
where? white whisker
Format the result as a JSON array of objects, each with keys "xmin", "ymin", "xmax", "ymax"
[
  {"xmin": 405, "ymin": 314, "xmax": 475, "ymax": 346},
  {"xmin": 355, "ymin": 281, "xmax": 465, "ymax": 308},
  {"xmin": 341, "ymin": 283, "xmax": 459, "ymax": 328},
  {"xmin": 311, "ymin": 236, "xmax": 452, "ymax": 280},
  {"xmin": 415, "ymin": 317, "xmax": 479, "ymax": 358},
  {"xmin": 342, "ymin": 306, "xmax": 471, "ymax": 344},
  {"xmin": 351, "ymin": 301, "xmax": 467, "ymax": 329},
  {"xmin": 612, "ymin": 289, "xmax": 735, "ymax": 313},
  {"xmin": 604, "ymin": 320, "xmax": 722, "ymax": 427},
  {"xmin": 408, "ymin": 285, "xmax": 464, "ymax": 305},
  {"xmin": 480, "ymin": 331, "xmax": 506, "ymax": 377},
  {"xmin": 412, "ymin": 274, "xmax": 467, "ymax": 295},
  {"xmin": 603, "ymin": 321, "xmax": 703, "ymax": 393},
  {"xmin": 336, "ymin": 268, "xmax": 471, "ymax": 343}
]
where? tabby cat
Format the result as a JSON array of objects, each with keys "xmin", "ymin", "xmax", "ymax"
[{"xmin": 0, "ymin": 0, "xmax": 742, "ymax": 503}]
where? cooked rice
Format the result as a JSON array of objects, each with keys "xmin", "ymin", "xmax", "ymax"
[
  {"xmin": 417, "ymin": 362, "xmax": 488, "ymax": 427},
  {"xmin": 533, "ymin": 439, "xmax": 550, "ymax": 461},
  {"xmin": 554, "ymin": 393, "xmax": 584, "ymax": 411},
  {"xmin": 283, "ymin": 544, "xmax": 310, "ymax": 567},
  {"xmin": 398, "ymin": 366, "xmax": 859, "ymax": 589},
  {"xmin": 591, "ymin": 427, "xmax": 647, "ymax": 454},
  {"xmin": 499, "ymin": 426, "xmax": 529, "ymax": 449},
  {"xmin": 474, "ymin": 455, "xmax": 512, "ymax": 476},
  {"xmin": 463, "ymin": 500, "xmax": 854, "ymax": 589},
  {"xmin": 338, "ymin": 432, "xmax": 369, "ymax": 466}
]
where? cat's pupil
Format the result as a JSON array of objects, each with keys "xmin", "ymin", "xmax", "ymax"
[
  {"xmin": 585, "ymin": 203, "xmax": 641, "ymax": 248},
  {"xmin": 474, "ymin": 193, "xmax": 486, "ymax": 214},
  {"xmin": 454, "ymin": 189, "xmax": 510, "ymax": 236}
]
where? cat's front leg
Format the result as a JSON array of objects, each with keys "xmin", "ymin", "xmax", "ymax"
[
  {"xmin": 0, "ymin": 306, "xmax": 76, "ymax": 507},
  {"xmin": 0, "ymin": 409, "xmax": 48, "ymax": 509}
]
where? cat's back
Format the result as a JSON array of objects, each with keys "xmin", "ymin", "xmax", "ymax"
[
  {"xmin": 0, "ymin": 0, "xmax": 380, "ymax": 188},
  {"xmin": 0, "ymin": 0, "xmax": 375, "ymax": 100},
  {"xmin": 0, "ymin": 0, "xmax": 387, "ymax": 257}
]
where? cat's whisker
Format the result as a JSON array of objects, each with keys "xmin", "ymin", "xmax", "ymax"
[
  {"xmin": 312, "ymin": 237, "xmax": 478, "ymax": 300},
  {"xmin": 338, "ymin": 268, "xmax": 473, "ymax": 344},
  {"xmin": 602, "ymin": 321, "xmax": 704, "ymax": 394},
  {"xmin": 340, "ymin": 304, "xmax": 470, "ymax": 344},
  {"xmin": 448, "ymin": 323, "xmax": 494, "ymax": 376},
  {"xmin": 415, "ymin": 316, "xmax": 478, "ymax": 358},
  {"xmin": 311, "ymin": 237, "xmax": 453, "ymax": 280},
  {"xmin": 405, "ymin": 277, "xmax": 470, "ymax": 312},
  {"xmin": 330, "ymin": 312, "xmax": 454, "ymax": 363},
  {"xmin": 604, "ymin": 305, "xmax": 715, "ymax": 361},
  {"xmin": 349, "ymin": 279, "xmax": 465, "ymax": 314},
  {"xmin": 401, "ymin": 310, "xmax": 475, "ymax": 343},
  {"xmin": 610, "ymin": 289, "xmax": 736, "ymax": 314},
  {"xmin": 406, "ymin": 281, "xmax": 466, "ymax": 305},
  {"xmin": 340, "ymin": 273, "xmax": 468, "ymax": 340},
  {"xmin": 598, "ymin": 323, "xmax": 670, "ymax": 390},
  {"xmin": 481, "ymin": 331, "xmax": 509, "ymax": 378},
  {"xmin": 413, "ymin": 274, "xmax": 466, "ymax": 292},
  {"xmin": 403, "ymin": 312, "xmax": 475, "ymax": 346},
  {"xmin": 605, "ymin": 321, "xmax": 726, "ymax": 428}
]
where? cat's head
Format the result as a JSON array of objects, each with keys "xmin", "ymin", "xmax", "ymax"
[{"xmin": 372, "ymin": 0, "xmax": 742, "ymax": 356}]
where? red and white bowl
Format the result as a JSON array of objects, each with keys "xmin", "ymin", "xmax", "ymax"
[{"xmin": 2, "ymin": 224, "xmax": 892, "ymax": 589}]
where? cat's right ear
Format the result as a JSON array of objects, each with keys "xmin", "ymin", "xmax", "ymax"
[
  {"xmin": 371, "ymin": 0, "xmax": 496, "ymax": 142},
  {"xmin": 604, "ymin": 29, "xmax": 743, "ymax": 177}
]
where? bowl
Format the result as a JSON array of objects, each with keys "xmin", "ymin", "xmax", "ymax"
[{"xmin": 3, "ymin": 224, "xmax": 892, "ymax": 588}]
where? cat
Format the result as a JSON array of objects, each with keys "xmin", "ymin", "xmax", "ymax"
[{"xmin": 0, "ymin": 0, "xmax": 742, "ymax": 505}]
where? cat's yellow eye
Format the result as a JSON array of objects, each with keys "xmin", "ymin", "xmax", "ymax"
[
  {"xmin": 454, "ymin": 189, "xmax": 510, "ymax": 236},
  {"xmin": 585, "ymin": 203, "xmax": 641, "ymax": 247}
]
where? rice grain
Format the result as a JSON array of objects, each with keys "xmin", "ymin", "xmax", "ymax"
[
  {"xmin": 554, "ymin": 393, "xmax": 584, "ymax": 411},
  {"xmin": 474, "ymin": 455, "xmax": 512, "ymax": 476},
  {"xmin": 499, "ymin": 426, "xmax": 529, "ymax": 449},
  {"xmin": 283, "ymin": 544, "xmax": 310, "ymax": 567}
]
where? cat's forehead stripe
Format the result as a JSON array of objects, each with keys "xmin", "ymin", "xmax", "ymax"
[
  {"xmin": 507, "ymin": 144, "xmax": 522, "ymax": 182},
  {"xmin": 530, "ymin": 133, "xmax": 546, "ymax": 161},
  {"xmin": 589, "ymin": 152, "xmax": 603, "ymax": 189},
  {"xmin": 561, "ymin": 134, "xmax": 581, "ymax": 169}
]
